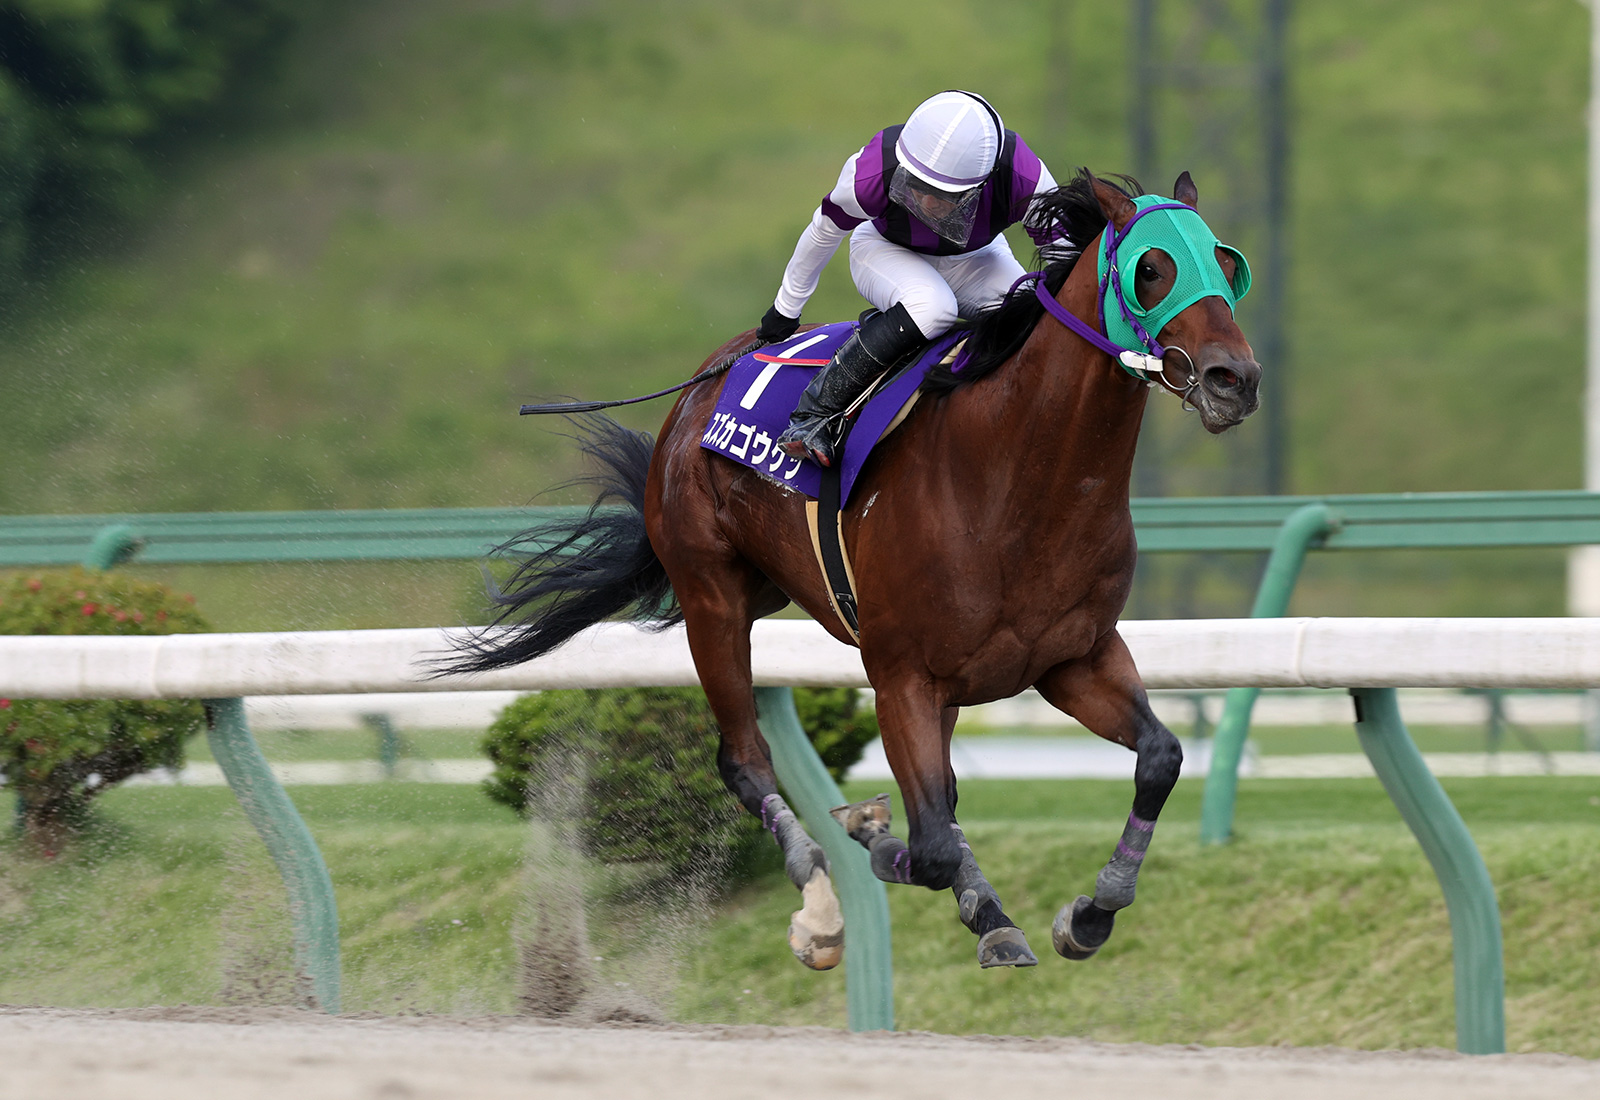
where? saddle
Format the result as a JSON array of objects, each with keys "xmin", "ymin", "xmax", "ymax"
[{"xmin": 700, "ymin": 322, "xmax": 968, "ymax": 640}]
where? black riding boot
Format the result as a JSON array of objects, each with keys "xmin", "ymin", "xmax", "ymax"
[{"xmin": 777, "ymin": 303, "xmax": 924, "ymax": 467}]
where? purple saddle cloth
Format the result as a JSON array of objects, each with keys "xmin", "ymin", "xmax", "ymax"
[{"xmin": 700, "ymin": 322, "xmax": 966, "ymax": 504}]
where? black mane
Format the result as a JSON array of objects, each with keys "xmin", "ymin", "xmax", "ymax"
[{"xmin": 922, "ymin": 169, "xmax": 1143, "ymax": 393}]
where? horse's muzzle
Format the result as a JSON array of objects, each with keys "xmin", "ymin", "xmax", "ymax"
[{"xmin": 1194, "ymin": 352, "xmax": 1261, "ymax": 433}]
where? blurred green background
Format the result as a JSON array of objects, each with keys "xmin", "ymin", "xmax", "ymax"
[
  {"xmin": 4, "ymin": 6, "xmax": 1599, "ymax": 1049},
  {"xmin": 0, "ymin": 0, "xmax": 1590, "ymax": 625}
]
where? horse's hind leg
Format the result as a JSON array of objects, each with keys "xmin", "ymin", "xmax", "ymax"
[
  {"xmin": 832, "ymin": 695, "xmax": 1036, "ymax": 967},
  {"xmin": 674, "ymin": 561, "xmax": 844, "ymax": 970},
  {"xmin": 1035, "ymin": 630, "xmax": 1183, "ymax": 960}
]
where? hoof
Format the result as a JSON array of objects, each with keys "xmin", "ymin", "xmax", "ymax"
[
  {"xmin": 976, "ymin": 926, "xmax": 1038, "ymax": 969},
  {"xmin": 829, "ymin": 793, "xmax": 892, "ymax": 844},
  {"xmin": 788, "ymin": 868, "xmax": 844, "ymax": 971},
  {"xmin": 788, "ymin": 915, "xmax": 844, "ymax": 970},
  {"xmin": 1051, "ymin": 894, "xmax": 1111, "ymax": 961}
]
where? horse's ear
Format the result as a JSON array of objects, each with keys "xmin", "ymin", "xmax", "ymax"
[
  {"xmin": 1090, "ymin": 173, "xmax": 1137, "ymax": 231},
  {"xmin": 1173, "ymin": 171, "xmax": 1199, "ymax": 208}
]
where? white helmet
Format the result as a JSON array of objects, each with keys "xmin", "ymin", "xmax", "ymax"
[{"xmin": 894, "ymin": 90, "xmax": 1005, "ymax": 193}]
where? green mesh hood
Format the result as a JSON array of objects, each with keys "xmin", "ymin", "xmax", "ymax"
[{"xmin": 1096, "ymin": 194, "xmax": 1251, "ymax": 353}]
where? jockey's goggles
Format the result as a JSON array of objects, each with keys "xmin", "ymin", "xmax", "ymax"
[{"xmin": 889, "ymin": 167, "xmax": 983, "ymax": 247}]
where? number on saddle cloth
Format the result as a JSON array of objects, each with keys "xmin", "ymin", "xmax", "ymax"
[{"xmin": 699, "ymin": 323, "xmax": 967, "ymax": 506}]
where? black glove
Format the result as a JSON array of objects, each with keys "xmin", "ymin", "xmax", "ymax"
[{"xmin": 757, "ymin": 305, "xmax": 800, "ymax": 344}]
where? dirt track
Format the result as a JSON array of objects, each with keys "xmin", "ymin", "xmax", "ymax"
[{"xmin": 1, "ymin": 1007, "xmax": 1596, "ymax": 1100}]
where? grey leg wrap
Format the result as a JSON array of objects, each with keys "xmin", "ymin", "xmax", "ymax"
[
  {"xmin": 1093, "ymin": 811, "xmax": 1156, "ymax": 911},
  {"xmin": 868, "ymin": 834, "xmax": 914, "ymax": 884},
  {"xmin": 830, "ymin": 793, "xmax": 916, "ymax": 885},
  {"xmin": 949, "ymin": 823, "xmax": 1035, "ymax": 966},
  {"xmin": 950, "ymin": 825, "xmax": 1000, "ymax": 929},
  {"xmin": 760, "ymin": 793, "xmax": 827, "ymax": 889}
]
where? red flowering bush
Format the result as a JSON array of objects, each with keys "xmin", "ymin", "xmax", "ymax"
[{"xmin": 0, "ymin": 568, "xmax": 209, "ymax": 847}]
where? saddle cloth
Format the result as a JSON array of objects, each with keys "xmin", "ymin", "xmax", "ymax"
[{"xmin": 700, "ymin": 322, "xmax": 967, "ymax": 504}]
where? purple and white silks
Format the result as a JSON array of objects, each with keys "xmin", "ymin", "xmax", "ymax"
[
  {"xmin": 773, "ymin": 125, "xmax": 1061, "ymax": 322},
  {"xmin": 824, "ymin": 125, "xmax": 1057, "ymax": 254}
]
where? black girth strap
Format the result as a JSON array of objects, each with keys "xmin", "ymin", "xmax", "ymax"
[
  {"xmin": 797, "ymin": 332, "xmax": 967, "ymax": 643},
  {"xmin": 805, "ymin": 415, "xmax": 862, "ymax": 643}
]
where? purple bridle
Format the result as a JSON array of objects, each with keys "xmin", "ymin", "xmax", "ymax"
[{"xmin": 1015, "ymin": 200, "xmax": 1200, "ymax": 397}]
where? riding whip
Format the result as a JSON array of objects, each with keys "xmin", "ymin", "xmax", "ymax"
[{"xmin": 518, "ymin": 338, "xmax": 763, "ymax": 416}]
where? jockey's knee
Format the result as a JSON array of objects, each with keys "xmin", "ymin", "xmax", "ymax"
[{"xmin": 894, "ymin": 290, "xmax": 959, "ymax": 341}]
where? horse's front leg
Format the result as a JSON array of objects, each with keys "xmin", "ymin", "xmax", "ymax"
[
  {"xmin": 831, "ymin": 684, "xmax": 1037, "ymax": 967},
  {"xmin": 1035, "ymin": 629, "xmax": 1183, "ymax": 960}
]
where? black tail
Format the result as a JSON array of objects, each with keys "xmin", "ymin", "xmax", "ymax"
[{"xmin": 443, "ymin": 415, "xmax": 680, "ymax": 674}]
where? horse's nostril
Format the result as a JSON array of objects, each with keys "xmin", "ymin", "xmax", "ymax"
[{"xmin": 1208, "ymin": 367, "xmax": 1240, "ymax": 390}]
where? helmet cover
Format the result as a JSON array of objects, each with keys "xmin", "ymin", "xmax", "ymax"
[{"xmin": 894, "ymin": 91, "xmax": 1003, "ymax": 192}]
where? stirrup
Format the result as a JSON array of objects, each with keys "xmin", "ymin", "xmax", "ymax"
[
  {"xmin": 778, "ymin": 304, "xmax": 923, "ymax": 469},
  {"xmin": 777, "ymin": 418, "xmax": 838, "ymax": 468}
]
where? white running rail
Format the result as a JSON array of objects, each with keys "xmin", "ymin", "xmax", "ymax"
[{"xmin": 3, "ymin": 618, "xmax": 1600, "ymax": 698}]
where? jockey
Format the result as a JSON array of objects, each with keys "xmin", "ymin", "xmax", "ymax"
[{"xmin": 760, "ymin": 90, "xmax": 1062, "ymax": 467}]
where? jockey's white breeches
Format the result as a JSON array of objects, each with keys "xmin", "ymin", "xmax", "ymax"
[{"xmin": 848, "ymin": 223, "xmax": 1027, "ymax": 340}]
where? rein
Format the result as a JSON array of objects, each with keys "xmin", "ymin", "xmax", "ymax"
[
  {"xmin": 1022, "ymin": 272, "xmax": 1196, "ymax": 404},
  {"xmin": 522, "ymin": 200, "xmax": 1218, "ymax": 418}
]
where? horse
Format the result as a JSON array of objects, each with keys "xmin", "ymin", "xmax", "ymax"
[{"xmin": 450, "ymin": 169, "xmax": 1261, "ymax": 971}]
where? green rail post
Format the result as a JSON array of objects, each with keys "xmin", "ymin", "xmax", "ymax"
[
  {"xmin": 1351, "ymin": 687, "xmax": 1505, "ymax": 1054},
  {"xmin": 1199, "ymin": 502, "xmax": 1338, "ymax": 844},
  {"xmin": 363, "ymin": 713, "xmax": 402, "ymax": 778},
  {"xmin": 754, "ymin": 686, "xmax": 893, "ymax": 1032},
  {"xmin": 204, "ymin": 697, "xmax": 342, "ymax": 1012},
  {"xmin": 83, "ymin": 524, "xmax": 142, "ymax": 571}
]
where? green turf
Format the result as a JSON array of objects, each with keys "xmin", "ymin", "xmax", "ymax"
[
  {"xmin": 2, "ymin": 777, "xmax": 1597, "ymax": 1054},
  {"xmin": 682, "ymin": 820, "xmax": 1600, "ymax": 1053},
  {"xmin": 900, "ymin": 776, "xmax": 1600, "ymax": 830},
  {"xmin": 683, "ymin": 777, "xmax": 1600, "ymax": 1053},
  {"xmin": 181, "ymin": 726, "xmax": 485, "ymax": 764},
  {"xmin": 1245, "ymin": 723, "xmax": 1590, "ymax": 756},
  {"xmin": 952, "ymin": 723, "xmax": 1592, "ymax": 755},
  {"xmin": 0, "ymin": 785, "xmax": 526, "ymax": 1012}
]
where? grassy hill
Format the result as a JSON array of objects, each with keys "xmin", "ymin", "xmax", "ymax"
[{"xmin": 0, "ymin": 0, "xmax": 1590, "ymax": 620}]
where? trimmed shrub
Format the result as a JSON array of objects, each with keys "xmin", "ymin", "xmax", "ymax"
[
  {"xmin": 0, "ymin": 567, "xmax": 210, "ymax": 846},
  {"xmin": 791, "ymin": 687, "xmax": 879, "ymax": 783},
  {"xmin": 481, "ymin": 686, "xmax": 879, "ymax": 882}
]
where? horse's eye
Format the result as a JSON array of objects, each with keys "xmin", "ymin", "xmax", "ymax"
[{"xmin": 1137, "ymin": 262, "xmax": 1159, "ymax": 281}]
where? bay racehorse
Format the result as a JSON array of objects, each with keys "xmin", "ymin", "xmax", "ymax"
[{"xmin": 450, "ymin": 170, "xmax": 1260, "ymax": 970}]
